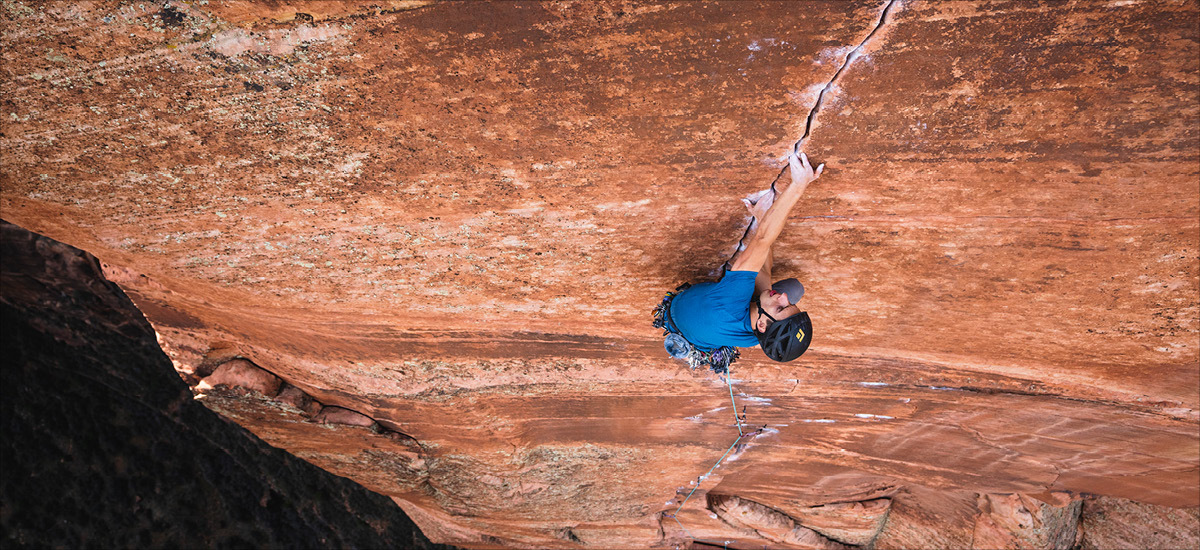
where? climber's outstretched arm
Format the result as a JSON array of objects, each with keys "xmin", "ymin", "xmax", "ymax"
[
  {"xmin": 754, "ymin": 248, "xmax": 774, "ymax": 296},
  {"xmin": 730, "ymin": 151, "xmax": 823, "ymax": 273}
]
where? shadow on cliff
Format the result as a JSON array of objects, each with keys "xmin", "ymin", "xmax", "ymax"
[
  {"xmin": 0, "ymin": 220, "xmax": 457, "ymax": 550},
  {"xmin": 651, "ymin": 206, "xmax": 755, "ymax": 287}
]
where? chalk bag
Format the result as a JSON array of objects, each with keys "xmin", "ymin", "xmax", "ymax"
[{"xmin": 664, "ymin": 333, "xmax": 692, "ymax": 359}]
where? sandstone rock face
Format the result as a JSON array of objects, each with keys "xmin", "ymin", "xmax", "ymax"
[
  {"xmin": 314, "ymin": 405, "xmax": 379, "ymax": 428},
  {"xmin": 708, "ymin": 494, "xmax": 854, "ymax": 549},
  {"xmin": 1080, "ymin": 496, "xmax": 1200, "ymax": 550},
  {"xmin": 1, "ymin": 1, "xmax": 1197, "ymax": 549},
  {"xmin": 971, "ymin": 493, "xmax": 1081, "ymax": 550},
  {"xmin": 198, "ymin": 357, "xmax": 283, "ymax": 396},
  {"xmin": 276, "ymin": 381, "xmax": 325, "ymax": 416},
  {"xmin": 0, "ymin": 221, "xmax": 451, "ymax": 549},
  {"xmin": 789, "ymin": 498, "xmax": 891, "ymax": 546}
]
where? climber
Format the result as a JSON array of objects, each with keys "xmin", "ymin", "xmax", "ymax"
[{"xmin": 653, "ymin": 149, "xmax": 822, "ymax": 371}]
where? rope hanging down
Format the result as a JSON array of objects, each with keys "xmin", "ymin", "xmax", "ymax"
[{"xmin": 662, "ymin": 368, "xmax": 766, "ymax": 547}]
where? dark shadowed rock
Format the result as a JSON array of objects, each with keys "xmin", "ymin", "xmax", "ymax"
[{"xmin": 0, "ymin": 220, "xmax": 453, "ymax": 550}]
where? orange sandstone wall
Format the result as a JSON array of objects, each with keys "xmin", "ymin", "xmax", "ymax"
[{"xmin": 2, "ymin": 1, "xmax": 1196, "ymax": 548}]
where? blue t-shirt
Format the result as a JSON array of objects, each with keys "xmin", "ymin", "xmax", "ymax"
[{"xmin": 669, "ymin": 270, "xmax": 759, "ymax": 351}]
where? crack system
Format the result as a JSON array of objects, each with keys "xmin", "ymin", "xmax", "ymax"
[
  {"xmin": 724, "ymin": 0, "xmax": 900, "ymax": 274},
  {"xmin": 768, "ymin": 0, "xmax": 901, "ymax": 190},
  {"xmin": 683, "ymin": 3, "xmax": 904, "ymax": 546},
  {"xmin": 795, "ymin": 0, "xmax": 900, "ymax": 153}
]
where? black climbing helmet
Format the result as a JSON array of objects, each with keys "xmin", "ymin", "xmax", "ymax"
[{"xmin": 755, "ymin": 311, "xmax": 812, "ymax": 362}]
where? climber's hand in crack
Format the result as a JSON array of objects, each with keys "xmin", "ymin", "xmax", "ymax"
[
  {"xmin": 782, "ymin": 151, "xmax": 824, "ymax": 196},
  {"xmin": 730, "ymin": 150, "xmax": 823, "ymax": 274},
  {"xmin": 743, "ymin": 152, "xmax": 823, "ymax": 229},
  {"xmin": 742, "ymin": 188, "xmax": 775, "ymax": 225}
]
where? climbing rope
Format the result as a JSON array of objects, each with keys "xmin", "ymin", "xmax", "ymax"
[
  {"xmin": 728, "ymin": 373, "xmax": 744, "ymax": 436},
  {"xmin": 663, "ymin": 366, "xmax": 766, "ymax": 548},
  {"xmin": 661, "ymin": 98, "xmax": 808, "ymax": 545}
]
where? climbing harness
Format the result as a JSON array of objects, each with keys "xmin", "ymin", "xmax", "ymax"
[{"xmin": 651, "ymin": 283, "xmax": 741, "ymax": 375}]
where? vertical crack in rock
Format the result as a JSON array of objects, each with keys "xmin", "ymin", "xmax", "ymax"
[
  {"xmin": 759, "ymin": 0, "xmax": 902, "ymax": 195},
  {"xmin": 794, "ymin": 0, "xmax": 900, "ymax": 152},
  {"xmin": 725, "ymin": 0, "xmax": 901, "ymax": 272}
]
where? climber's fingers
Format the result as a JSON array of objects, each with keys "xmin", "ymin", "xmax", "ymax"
[{"xmin": 787, "ymin": 150, "xmax": 821, "ymax": 185}]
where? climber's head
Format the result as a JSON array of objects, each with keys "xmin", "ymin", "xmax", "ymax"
[
  {"xmin": 751, "ymin": 278, "xmax": 806, "ymax": 333},
  {"xmin": 752, "ymin": 286, "xmax": 812, "ymax": 362},
  {"xmin": 753, "ymin": 287, "xmax": 799, "ymax": 331}
]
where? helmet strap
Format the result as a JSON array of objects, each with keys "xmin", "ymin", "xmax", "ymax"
[{"xmin": 755, "ymin": 300, "xmax": 778, "ymax": 330}]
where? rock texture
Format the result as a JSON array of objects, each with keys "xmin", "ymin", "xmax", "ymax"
[
  {"xmin": 1080, "ymin": 496, "xmax": 1200, "ymax": 550},
  {"xmin": 198, "ymin": 357, "xmax": 283, "ymax": 396},
  {"xmin": 1, "ymin": 1, "xmax": 1197, "ymax": 548},
  {"xmin": 971, "ymin": 493, "xmax": 1081, "ymax": 550},
  {"xmin": 0, "ymin": 221, "xmax": 452, "ymax": 549}
]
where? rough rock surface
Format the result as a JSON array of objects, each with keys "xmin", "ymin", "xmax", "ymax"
[
  {"xmin": 198, "ymin": 357, "xmax": 283, "ymax": 396},
  {"xmin": 708, "ymin": 494, "xmax": 853, "ymax": 549},
  {"xmin": 1080, "ymin": 496, "xmax": 1200, "ymax": 550},
  {"xmin": 788, "ymin": 498, "xmax": 891, "ymax": 546},
  {"xmin": 971, "ymin": 493, "xmax": 1081, "ymax": 550},
  {"xmin": 313, "ymin": 405, "xmax": 379, "ymax": 428},
  {"xmin": 0, "ymin": 221, "xmax": 452, "ymax": 549},
  {"xmin": 1, "ymin": 1, "xmax": 1197, "ymax": 548}
]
